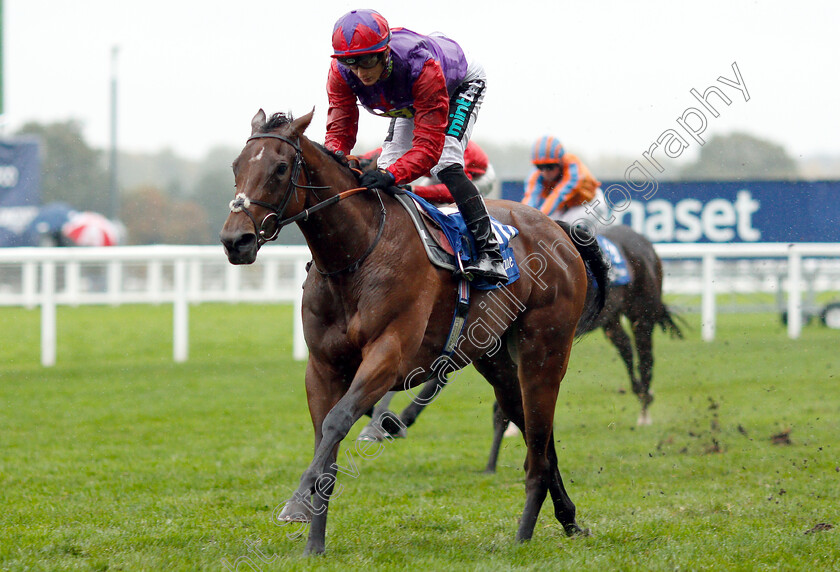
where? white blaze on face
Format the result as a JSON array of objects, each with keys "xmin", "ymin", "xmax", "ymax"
[{"xmin": 250, "ymin": 148, "xmax": 264, "ymax": 163}]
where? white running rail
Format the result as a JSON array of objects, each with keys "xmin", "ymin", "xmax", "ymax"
[{"xmin": 1, "ymin": 243, "xmax": 839, "ymax": 366}]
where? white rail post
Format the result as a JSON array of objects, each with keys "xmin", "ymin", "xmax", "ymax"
[
  {"xmin": 701, "ymin": 253, "xmax": 716, "ymax": 342},
  {"xmin": 108, "ymin": 260, "xmax": 122, "ymax": 306},
  {"xmin": 173, "ymin": 258, "xmax": 189, "ymax": 362},
  {"xmin": 148, "ymin": 259, "xmax": 163, "ymax": 304},
  {"xmin": 225, "ymin": 263, "xmax": 240, "ymax": 302},
  {"xmin": 23, "ymin": 261, "xmax": 38, "ymax": 309},
  {"xmin": 66, "ymin": 261, "xmax": 81, "ymax": 307},
  {"xmin": 787, "ymin": 247, "xmax": 802, "ymax": 339},
  {"xmin": 41, "ymin": 261, "xmax": 57, "ymax": 367},
  {"xmin": 293, "ymin": 258, "xmax": 308, "ymax": 361}
]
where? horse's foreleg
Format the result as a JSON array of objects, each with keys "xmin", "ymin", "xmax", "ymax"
[
  {"xmin": 304, "ymin": 445, "xmax": 339, "ymax": 555},
  {"xmin": 290, "ymin": 335, "xmax": 408, "ymax": 554},
  {"xmin": 276, "ymin": 359, "xmax": 345, "ymax": 529}
]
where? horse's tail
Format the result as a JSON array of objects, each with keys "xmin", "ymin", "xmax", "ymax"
[
  {"xmin": 556, "ymin": 221, "xmax": 609, "ymax": 335},
  {"xmin": 658, "ymin": 305, "xmax": 687, "ymax": 339}
]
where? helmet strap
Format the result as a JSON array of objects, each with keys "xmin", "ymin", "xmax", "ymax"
[{"xmin": 380, "ymin": 47, "xmax": 393, "ymax": 80}]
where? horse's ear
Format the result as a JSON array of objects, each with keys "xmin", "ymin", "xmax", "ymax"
[
  {"xmin": 251, "ymin": 109, "xmax": 267, "ymax": 135},
  {"xmin": 290, "ymin": 107, "xmax": 315, "ymax": 137}
]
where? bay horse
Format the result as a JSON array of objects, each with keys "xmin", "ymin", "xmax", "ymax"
[{"xmin": 220, "ymin": 109, "xmax": 609, "ymax": 555}]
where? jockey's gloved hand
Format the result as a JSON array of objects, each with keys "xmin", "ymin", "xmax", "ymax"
[{"xmin": 359, "ymin": 168, "xmax": 395, "ymax": 190}]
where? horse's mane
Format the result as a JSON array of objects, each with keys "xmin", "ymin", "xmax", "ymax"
[
  {"xmin": 312, "ymin": 141, "xmax": 346, "ymax": 165},
  {"xmin": 260, "ymin": 112, "xmax": 357, "ymax": 178}
]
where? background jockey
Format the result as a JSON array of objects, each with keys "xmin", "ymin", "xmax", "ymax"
[
  {"xmin": 359, "ymin": 141, "xmax": 497, "ymax": 203},
  {"xmin": 521, "ymin": 135, "xmax": 610, "ymax": 229},
  {"xmin": 325, "ymin": 9, "xmax": 507, "ymax": 285}
]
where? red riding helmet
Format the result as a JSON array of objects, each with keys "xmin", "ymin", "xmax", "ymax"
[
  {"xmin": 332, "ymin": 9, "xmax": 391, "ymax": 57},
  {"xmin": 531, "ymin": 136, "xmax": 565, "ymax": 165}
]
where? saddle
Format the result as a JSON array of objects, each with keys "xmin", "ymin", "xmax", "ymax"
[
  {"xmin": 595, "ymin": 235, "xmax": 631, "ymax": 286},
  {"xmin": 390, "ymin": 190, "xmax": 520, "ymax": 291}
]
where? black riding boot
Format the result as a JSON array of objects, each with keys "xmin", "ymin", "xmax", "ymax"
[{"xmin": 437, "ymin": 164, "xmax": 508, "ymax": 285}]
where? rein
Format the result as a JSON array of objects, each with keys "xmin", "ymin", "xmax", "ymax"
[{"xmin": 230, "ymin": 132, "xmax": 387, "ymax": 276}]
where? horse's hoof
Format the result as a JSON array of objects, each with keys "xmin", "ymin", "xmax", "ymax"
[
  {"xmin": 356, "ymin": 426, "xmax": 385, "ymax": 442},
  {"xmin": 303, "ymin": 543, "xmax": 326, "ymax": 556},
  {"xmin": 380, "ymin": 417, "xmax": 407, "ymax": 438},
  {"xmin": 637, "ymin": 411, "xmax": 652, "ymax": 426},
  {"xmin": 564, "ymin": 523, "xmax": 591, "ymax": 537},
  {"xmin": 274, "ymin": 500, "xmax": 312, "ymax": 523}
]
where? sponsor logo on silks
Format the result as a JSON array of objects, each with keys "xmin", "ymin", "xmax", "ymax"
[
  {"xmin": 373, "ymin": 107, "xmax": 415, "ymax": 119},
  {"xmin": 446, "ymin": 79, "xmax": 484, "ymax": 140}
]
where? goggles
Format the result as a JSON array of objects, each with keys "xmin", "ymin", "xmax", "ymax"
[
  {"xmin": 337, "ymin": 52, "xmax": 383, "ymax": 69},
  {"xmin": 536, "ymin": 163, "xmax": 560, "ymax": 171}
]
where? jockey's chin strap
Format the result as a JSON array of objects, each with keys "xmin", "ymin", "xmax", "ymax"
[{"xmin": 229, "ymin": 132, "xmax": 387, "ymax": 276}]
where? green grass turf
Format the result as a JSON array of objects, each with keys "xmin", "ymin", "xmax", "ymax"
[{"xmin": 1, "ymin": 305, "xmax": 838, "ymax": 570}]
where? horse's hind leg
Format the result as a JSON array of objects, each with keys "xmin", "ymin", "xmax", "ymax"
[
  {"xmin": 602, "ymin": 317, "xmax": 637, "ymax": 393},
  {"xmin": 631, "ymin": 318, "xmax": 656, "ymax": 425},
  {"xmin": 357, "ymin": 391, "xmax": 407, "ymax": 441},
  {"xmin": 475, "ymin": 336, "xmax": 582, "ymax": 539},
  {"xmin": 483, "ymin": 400, "xmax": 509, "ymax": 474},
  {"xmin": 516, "ymin": 321, "xmax": 581, "ymax": 541},
  {"xmin": 473, "ymin": 347, "xmax": 527, "ymax": 448},
  {"xmin": 398, "ymin": 374, "xmax": 448, "ymax": 428},
  {"xmin": 546, "ymin": 431, "xmax": 587, "ymax": 536}
]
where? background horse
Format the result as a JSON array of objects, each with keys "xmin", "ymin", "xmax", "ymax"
[
  {"xmin": 361, "ymin": 224, "xmax": 683, "ymax": 471},
  {"xmin": 220, "ymin": 109, "xmax": 609, "ymax": 555},
  {"xmin": 585, "ymin": 224, "xmax": 684, "ymax": 423}
]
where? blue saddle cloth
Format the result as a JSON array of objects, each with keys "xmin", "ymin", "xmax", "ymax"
[
  {"xmin": 402, "ymin": 190, "xmax": 520, "ymax": 291},
  {"xmin": 596, "ymin": 235, "xmax": 631, "ymax": 286}
]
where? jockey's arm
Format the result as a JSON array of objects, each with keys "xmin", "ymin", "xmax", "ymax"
[
  {"xmin": 383, "ymin": 60, "xmax": 449, "ymax": 184},
  {"xmin": 325, "ymin": 61, "xmax": 360, "ymax": 155}
]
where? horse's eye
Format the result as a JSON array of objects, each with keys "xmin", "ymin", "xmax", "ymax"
[{"xmin": 275, "ymin": 163, "xmax": 288, "ymax": 177}]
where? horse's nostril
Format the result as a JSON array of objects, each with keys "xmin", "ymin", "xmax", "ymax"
[
  {"xmin": 235, "ymin": 234, "xmax": 257, "ymax": 252},
  {"xmin": 220, "ymin": 232, "xmax": 257, "ymax": 256}
]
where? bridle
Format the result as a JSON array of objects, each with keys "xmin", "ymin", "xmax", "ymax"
[{"xmin": 229, "ymin": 132, "xmax": 386, "ymax": 276}]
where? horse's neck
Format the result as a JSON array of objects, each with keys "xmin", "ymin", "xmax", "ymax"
[{"xmin": 296, "ymin": 142, "xmax": 384, "ymax": 275}]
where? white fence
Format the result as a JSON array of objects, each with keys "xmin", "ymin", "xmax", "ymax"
[
  {"xmin": 0, "ymin": 245, "xmax": 310, "ymax": 366},
  {"xmin": 2, "ymin": 243, "xmax": 839, "ymax": 367}
]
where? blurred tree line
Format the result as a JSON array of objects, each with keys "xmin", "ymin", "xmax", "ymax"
[
  {"xmin": 14, "ymin": 120, "xmax": 237, "ymax": 245},
  {"xmin": 15, "ymin": 120, "xmax": 819, "ymax": 245}
]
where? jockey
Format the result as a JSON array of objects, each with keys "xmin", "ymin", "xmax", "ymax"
[
  {"xmin": 521, "ymin": 136, "xmax": 609, "ymax": 228},
  {"xmin": 359, "ymin": 141, "xmax": 497, "ymax": 203},
  {"xmin": 325, "ymin": 9, "xmax": 507, "ymax": 285}
]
